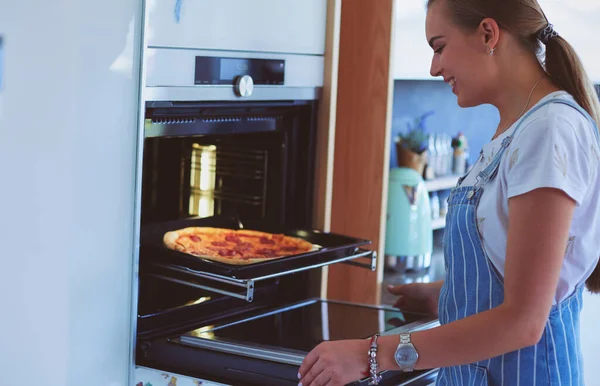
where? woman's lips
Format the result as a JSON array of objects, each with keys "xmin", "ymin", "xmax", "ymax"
[{"xmin": 449, "ymin": 78, "xmax": 456, "ymax": 93}]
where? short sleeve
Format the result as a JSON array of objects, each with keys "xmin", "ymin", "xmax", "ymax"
[{"xmin": 506, "ymin": 115, "xmax": 596, "ymax": 206}]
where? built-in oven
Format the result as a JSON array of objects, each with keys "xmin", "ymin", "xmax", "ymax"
[{"xmin": 135, "ymin": 47, "xmax": 438, "ymax": 385}]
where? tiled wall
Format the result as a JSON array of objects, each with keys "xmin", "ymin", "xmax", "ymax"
[{"xmin": 390, "ymin": 80, "xmax": 499, "ymax": 169}]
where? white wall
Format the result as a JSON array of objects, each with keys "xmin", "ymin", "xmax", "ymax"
[
  {"xmin": 0, "ymin": 1, "xmax": 142, "ymax": 385},
  {"xmin": 393, "ymin": 0, "xmax": 600, "ymax": 82}
]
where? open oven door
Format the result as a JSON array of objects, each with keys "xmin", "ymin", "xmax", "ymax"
[{"xmin": 137, "ymin": 298, "xmax": 439, "ymax": 386}]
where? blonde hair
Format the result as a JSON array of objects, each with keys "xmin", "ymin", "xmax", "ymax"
[{"xmin": 428, "ymin": 0, "xmax": 600, "ymax": 293}]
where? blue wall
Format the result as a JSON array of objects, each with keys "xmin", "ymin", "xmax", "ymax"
[
  {"xmin": 391, "ymin": 81, "xmax": 600, "ymax": 169},
  {"xmin": 390, "ymin": 80, "xmax": 500, "ymax": 169}
]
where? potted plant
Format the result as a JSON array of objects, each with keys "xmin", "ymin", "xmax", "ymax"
[{"xmin": 395, "ymin": 111, "xmax": 433, "ymax": 175}]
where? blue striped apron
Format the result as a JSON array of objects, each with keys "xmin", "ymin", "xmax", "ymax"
[{"xmin": 436, "ymin": 97, "xmax": 600, "ymax": 385}]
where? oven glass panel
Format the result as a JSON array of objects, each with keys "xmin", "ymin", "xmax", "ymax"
[
  {"xmin": 189, "ymin": 143, "xmax": 269, "ymax": 218},
  {"xmin": 184, "ymin": 300, "xmax": 425, "ymax": 353}
]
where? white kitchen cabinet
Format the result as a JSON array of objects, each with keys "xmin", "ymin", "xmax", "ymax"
[
  {"xmin": 0, "ymin": 0, "xmax": 142, "ymax": 385},
  {"xmin": 145, "ymin": 0, "xmax": 327, "ymax": 55},
  {"xmin": 392, "ymin": 0, "xmax": 600, "ymax": 83}
]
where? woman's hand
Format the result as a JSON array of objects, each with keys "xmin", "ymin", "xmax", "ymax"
[
  {"xmin": 298, "ymin": 339, "xmax": 370, "ymax": 386},
  {"xmin": 387, "ymin": 280, "xmax": 443, "ymax": 316}
]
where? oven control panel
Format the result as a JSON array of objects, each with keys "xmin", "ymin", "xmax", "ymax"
[{"xmin": 194, "ymin": 56, "xmax": 284, "ymax": 86}]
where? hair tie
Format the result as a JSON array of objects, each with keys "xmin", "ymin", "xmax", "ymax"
[{"xmin": 538, "ymin": 23, "xmax": 558, "ymax": 44}]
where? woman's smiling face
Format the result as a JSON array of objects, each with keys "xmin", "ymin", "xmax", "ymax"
[{"xmin": 425, "ymin": 1, "xmax": 497, "ymax": 107}]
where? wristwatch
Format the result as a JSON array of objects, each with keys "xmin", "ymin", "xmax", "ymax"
[{"xmin": 394, "ymin": 333, "xmax": 419, "ymax": 372}]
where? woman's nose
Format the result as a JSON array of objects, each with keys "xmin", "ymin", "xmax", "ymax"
[{"xmin": 430, "ymin": 57, "xmax": 441, "ymax": 78}]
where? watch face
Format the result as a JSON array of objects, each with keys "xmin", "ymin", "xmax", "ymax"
[{"xmin": 395, "ymin": 344, "xmax": 418, "ymax": 366}]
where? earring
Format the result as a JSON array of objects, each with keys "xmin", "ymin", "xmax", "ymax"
[{"xmin": 489, "ymin": 47, "xmax": 496, "ymax": 56}]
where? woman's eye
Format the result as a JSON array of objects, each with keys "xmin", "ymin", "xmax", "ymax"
[{"xmin": 434, "ymin": 46, "xmax": 445, "ymax": 54}]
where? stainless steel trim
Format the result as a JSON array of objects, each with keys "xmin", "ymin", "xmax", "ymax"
[
  {"xmin": 234, "ymin": 75, "xmax": 254, "ymax": 97},
  {"xmin": 144, "ymin": 86, "xmax": 320, "ymax": 102},
  {"xmin": 147, "ymin": 273, "xmax": 254, "ymax": 301},
  {"xmin": 147, "ymin": 249, "xmax": 375, "ymax": 303},
  {"xmin": 342, "ymin": 250, "xmax": 377, "ymax": 271},
  {"xmin": 251, "ymin": 249, "xmax": 375, "ymax": 281},
  {"xmin": 153, "ymin": 263, "xmax": 250, "ymax": 285},
  {"xmin": 176, "ymin": 336, "xmax": 306, "ymax": 366},
  {"xmin": 148, "ymin": 45, "xmax": 325, "ymax": 57},
  {"xmin": 145, "ymin": 47, "xmax": 324, "ymax": 89}
]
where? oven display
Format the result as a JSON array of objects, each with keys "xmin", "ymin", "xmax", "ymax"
[
  {"xmin": 184, "ymin": 300, "xmax": 425, "ymax": 353},
  {"xmin": 194, "ymin": 56, "xmax": 285, "ymax": 85}
]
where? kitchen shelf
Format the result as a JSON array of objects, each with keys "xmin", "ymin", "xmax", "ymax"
[{"xmin": 424, "ymin": 175, "xmax": 460, "ymax": 192}]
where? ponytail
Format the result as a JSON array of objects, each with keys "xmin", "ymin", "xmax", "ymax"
[
  {"xmin": 543, "ymin": 36, "xmax": 600, "ymax": 125},
  {"xmin": 543, "ymin": 35, "xmax": 600, "ymax": 294}
]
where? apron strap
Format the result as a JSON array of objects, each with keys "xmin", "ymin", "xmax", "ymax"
[{"xmin": 474, "ymin": 97, "xmax": 600, "ymax": 188}]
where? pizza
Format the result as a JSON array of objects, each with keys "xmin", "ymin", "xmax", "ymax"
[{"xmin": 163, "ymin": 227, "xmax": 315, "ymax": 265}]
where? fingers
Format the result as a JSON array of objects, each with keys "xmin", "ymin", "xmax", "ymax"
[
  {"xmin": 299, "ymin": 349, "xmax": 320, "ymax": 382},
  {"xmin": 392, "ymin": 294, "xmax": 406, "ymax": 308},
  {"xmin": 304, "ymin": 370, "xmax": 334, "ymax": 386},
  {"xmin": 387, "ymin": 283, "xmax": 410, "ymax": 295},
  {"xmin": 300, "ymin": 361, "xmax": 328, "ymax": 386},
  {"xmin": 299, "ymin": 345, "xmax": 338, "ymax": 386}
]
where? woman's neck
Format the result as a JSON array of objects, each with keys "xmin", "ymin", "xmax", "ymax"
[{"xmin": 491, "ymin": 64, "xmax": 561, "ymax": 140}]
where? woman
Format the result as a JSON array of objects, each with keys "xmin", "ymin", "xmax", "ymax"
[{"xmin": 298, "ymin": 0, "xmax": 600, "ymax": 385}]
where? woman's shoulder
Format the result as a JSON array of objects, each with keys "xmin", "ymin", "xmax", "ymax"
[
  {"xmin": 526, "ymin": 91, "xmax": 592, "ymax": 126},
  {"xmin": 501, "ymin": 91, "xmax": 600, "ymax": 206},
  {"xmin": 513, "ymin": 91, "xmax": 597, "ymax": 150}
]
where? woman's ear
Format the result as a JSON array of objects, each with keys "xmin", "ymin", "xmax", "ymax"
[{"xmin": 479, "ymin": 17, "xmax": 500, "ymax": 52}]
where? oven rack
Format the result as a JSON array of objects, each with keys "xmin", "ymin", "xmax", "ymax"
[{"xmin": 143, "ymin": 248, "xmax": 377, "ymax": 302}]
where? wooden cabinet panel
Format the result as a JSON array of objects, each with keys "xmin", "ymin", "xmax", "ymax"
[{"xmin": 326, "ymin": 0, "xmax": 395, "ymax": 305}]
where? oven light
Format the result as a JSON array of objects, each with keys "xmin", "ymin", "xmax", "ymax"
[
  {"xmin": 190, "ymin": 144, "xmax": 217, "ymax": 217},
  {"xmin": 186, "ymin": 296, "xmax": 212, "ymax": 306},
  {"xmin": 188, "ymin": 325, "xmax": 216, "ymax": 339},
  {"xmin": 199, "ymin": 146, "xmax": 216, "ymax": 191}
]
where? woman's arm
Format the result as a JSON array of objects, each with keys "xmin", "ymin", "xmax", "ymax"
[
  {"xmin": 377, "ymin": 187, "xmax": 576, "ymax": 371},
  {"xmin": 298, "ymin": 187, "xmax": 576, "ymax": 385}
]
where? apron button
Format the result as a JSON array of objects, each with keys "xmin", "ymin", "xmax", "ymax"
[{"xmin": 467, "ymin": 190, "xmax": 475, "ymax": 199}]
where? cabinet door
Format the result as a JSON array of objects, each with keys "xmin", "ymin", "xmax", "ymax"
[
  {"xmin": 145, "ymin": 0, "xmax": 327, "ymax": 55},
  {"xmin": 392, "ymin": 0, "xmax": 432, "ymax": 80},
  {"xmin": 540, "ymin": 1, "xmax": 600, "ymax": 83}
]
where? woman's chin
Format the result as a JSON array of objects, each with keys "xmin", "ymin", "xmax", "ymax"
[{"xmin": 456, "ymin": 94, "xmax": 478, "ymax": 108}]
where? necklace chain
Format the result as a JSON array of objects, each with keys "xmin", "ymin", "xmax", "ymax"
[
  {"xmin": 480, "ymin": 75, "xmax": 545, "ymax": 160},
  {"xmin": 497, "ymin": 75, "xmax": 545, "ymax": 135}
]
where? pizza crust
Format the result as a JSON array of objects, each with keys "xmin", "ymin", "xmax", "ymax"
[{"xmin": 162, "ymin": 226, "xmax": 314, "ymax": 265}]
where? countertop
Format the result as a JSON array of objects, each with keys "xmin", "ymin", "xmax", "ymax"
[{"xmin": 381, "ymin": 230, "xmax": 446, "ymax": 306}]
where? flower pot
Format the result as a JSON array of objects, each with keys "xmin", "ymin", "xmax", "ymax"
[{"xmin": 396, "ymin": 142, "xmax": 426, "ymax": 175}]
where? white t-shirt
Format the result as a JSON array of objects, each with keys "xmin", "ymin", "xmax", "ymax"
[{"xmin": 460, "ymin": 91, "xmax": 600, "ymax": 304}]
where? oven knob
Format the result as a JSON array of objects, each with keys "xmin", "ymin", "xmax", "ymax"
[{"xmin": 234, "ymin": 75, "xmax": 254, "ymax": 97}]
